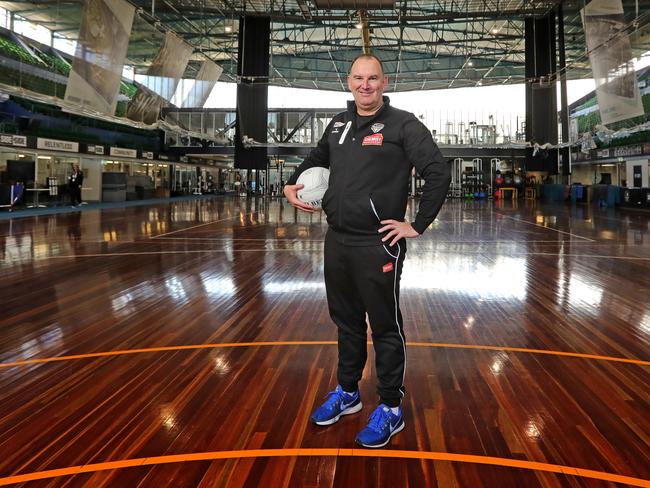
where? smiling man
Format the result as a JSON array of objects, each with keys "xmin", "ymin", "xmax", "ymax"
[{"xmin": 284, "ymin": 53, "xmax": 451, "ymax": 448}]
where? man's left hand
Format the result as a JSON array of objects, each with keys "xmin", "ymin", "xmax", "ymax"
[{"xmin": 378, "ymin": 220, "xmax": 419, "ymax": 246}]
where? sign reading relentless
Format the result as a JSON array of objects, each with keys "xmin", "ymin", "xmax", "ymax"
[
  {"xmin": 37, "ymin": 138, "xmax": 79, "ymax": 153},
  {"xmin": 110, "ymin": 147, "xmax": 137, "ymax": 158}
]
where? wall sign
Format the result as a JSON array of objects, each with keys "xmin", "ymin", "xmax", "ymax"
[{"xmin": 37, "ymin": 138, "xmax": 79, "ymax": 153}]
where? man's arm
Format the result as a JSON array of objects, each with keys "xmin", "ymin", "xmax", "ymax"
[
  {"xmin": 379, "ymin": 116, "xmax": 450, "ymax": 245},
  {"xmin": 284, "ymin": 119, "xmax": 333, "ymax": 212},
  {"xmin": 403, "ymin": 116, "xmax": 451, "ymax": 233}
]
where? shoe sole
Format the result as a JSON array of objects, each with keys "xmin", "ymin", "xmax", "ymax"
[
  {"xmin": 312, "ymin": 401, "xmax": 363, "ymax": 426},
  {"xmin": 356, "ymin": 419, "xmax": 405, "ymax": 448}
]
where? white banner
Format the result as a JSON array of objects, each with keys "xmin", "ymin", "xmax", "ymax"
[
  {"xmin": 37, "ymin": 138, "xmax": 79, "ymax": 153},
  {"xmin": 180, "ymin": 60, "xmax": 222, "ymax": 108},
  {"xmin": 127, "ymin": 32, "xmax": 193, "ymax": 124},
  {"xmin": 110, "ymin": 147, "xmax": 137, "ymax": 158},
  {"xmin": 64, "ymin": 0, "xmax": 135, "ymax": 115},
  {"xmin": 581, "ymin": 0, "xmax": 644, "ymax": 125}
]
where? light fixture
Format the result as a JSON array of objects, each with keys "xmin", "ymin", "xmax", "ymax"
[
  {"xmin": 37, "ymin": 156, "xmax": 52, "ymax": 160},
  {"xmin": 467, "ymin": 60, "xmax": 473, "ymax": 66},
  {"xmin": 225, "ymin": 25, "xmax": 233, "ymax": 33},
  {"xmin": 491, "ymin": 28, "xmax": 499, "ymax": 34},
  {"xmin": 355, "ymin": 22, "xmax": 364, "ymax": 29}
]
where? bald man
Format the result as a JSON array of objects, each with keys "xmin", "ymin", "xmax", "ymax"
[{"xmin": 285, "ymin": 53, "xmax": 450, "ymax": 448}]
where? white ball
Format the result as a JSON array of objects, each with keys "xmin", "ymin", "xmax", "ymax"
[{"xmin": 296, "ymin": 167, "xmax": 330, "ymax": 209}]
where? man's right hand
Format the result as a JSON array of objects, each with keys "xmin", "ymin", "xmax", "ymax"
[{"xmin": 283, "ymin": 184, "xmax": 315, "ymax": 213}]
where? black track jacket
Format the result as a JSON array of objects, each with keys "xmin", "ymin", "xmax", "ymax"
[{"xmin": 288, "ymin": 96, "xmax": 451, "ymax": 245}]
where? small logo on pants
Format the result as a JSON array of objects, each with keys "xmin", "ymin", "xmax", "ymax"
[{"xmin": 382, "ymin": 262, "xmax": 394, "ymax": 273}]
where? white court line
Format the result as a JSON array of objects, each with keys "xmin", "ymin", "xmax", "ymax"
[
  {"xmin": 151, "ymin": 237, "xmax": 327, "ymax": 242},
  {"xmin": 150, "ymin": 215, "xmax": 241, "ymax": 238},
  {"xmin": 151, "ymin": 237, "xmax": 606, "ymax": 244},
  {"xmin": 6, "ymin": 250, "xmax": 650, "ymax": 262},
  {"xmin": 498, "ymin": 215, "xmax": 595, "ymax": 242}
]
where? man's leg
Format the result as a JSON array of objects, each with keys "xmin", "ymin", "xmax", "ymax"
[
  {"xmin": 324, "ymin": 231, "xmax": 368, "ymax": 393},
  {"xmin": 310, "ymin": 232, "xmax": 366, "ymax": 426},
  {"xmin": 353, "ymin": 241, "xmax": 407, "ymax": 407},
  {"xmin": 351, "ymin": 241, "xmax": 407, "ymax": 447}
]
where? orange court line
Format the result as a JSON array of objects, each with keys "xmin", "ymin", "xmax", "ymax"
[
  {"xmin": 0, "ymin": 449, "xmax": 648, "ymax": 486},
  {"xmin": 1, "ymin": 341, "xmax": 648, "ymax": 369}
]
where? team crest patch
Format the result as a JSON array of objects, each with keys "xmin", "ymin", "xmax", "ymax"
[
  {"xmin": 333, "ymin": 122, "xmax": 346, "ymax": 128},
  {"xmin": 382, "ymin": 262, "xmax": 394, "ymax": 273},
  {"xmin": 362, "ymin": 133, "xmax": 383, "ymax": 146},
  {"xmin": 371, "ymin": 123, "xmax": 384, "ymax": 133}
]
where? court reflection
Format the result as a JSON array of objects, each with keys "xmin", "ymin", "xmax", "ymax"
[{"xmin": 402, "ymin": 255, "xmax": 528, "ymax": 300}]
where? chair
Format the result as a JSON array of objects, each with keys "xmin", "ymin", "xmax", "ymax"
[
  {"xmin": 497, "ymin": 187, "xmax": 518, "ymax": 200},
  {"xmin": 0, "ymin": 183, "xmax": 24, "ymax": 211}
]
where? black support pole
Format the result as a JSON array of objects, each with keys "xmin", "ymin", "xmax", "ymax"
[
  {"xmin": 235, "ymin": 16, "xmax": 270, "ymax": 171},
  {"xmin": 558, "ymin": 3, "xmax": 571, "ymax": 182},
  {"xmin": 525, "ymin": 12, "xmax": 559, "ymax": 174}
]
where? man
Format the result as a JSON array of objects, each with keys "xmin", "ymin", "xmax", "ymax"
[
  {"xmin": 68, "ymin": 164, "xmax": 84, "ymax": 207},
  {"xmin": 284, "ymin": 54, "xmax": 450, "ymax": 448}
]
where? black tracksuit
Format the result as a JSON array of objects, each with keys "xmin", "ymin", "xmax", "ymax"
[
  {"xmin": 69, "ymin": 170, "xmax": 83, "ymax": 205},
  {"xmin": 288, "ymin": 96, "xmax": 450, "ymax": 406}
]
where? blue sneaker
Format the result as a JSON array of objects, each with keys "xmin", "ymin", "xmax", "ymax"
[
  {"xmin": 355, "ymin": 404, "xmax": 404, "ymax": 448},
  {"xmin": 311, "ymin": 385, "xmax": 362, "ymax": 426}
]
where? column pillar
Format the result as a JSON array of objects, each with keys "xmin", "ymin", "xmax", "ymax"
[{"xmin": 235, "ymin": 16, "xmax": 270, "ymax": 170}]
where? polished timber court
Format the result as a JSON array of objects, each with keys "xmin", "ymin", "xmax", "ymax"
[{"xmin": 0, "ymin": 196, "xmax": 648, "ymax": 488}]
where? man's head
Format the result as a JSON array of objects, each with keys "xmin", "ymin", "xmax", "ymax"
[{"xmin": 347, "ymin": 54, "xmax": 388, "ymax": 116}]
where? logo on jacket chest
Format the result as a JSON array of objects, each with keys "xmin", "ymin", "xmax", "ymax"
[
  {"xmin": 331, "ymin": 121, "xmax": 346, "ymax": 134},
  {"xmin": 362, "ymin": 133, "xmax": 383, "ymax": 146},
  {"xmin": 371, "ymin": 123, "xmax": 384, "ymax": 133}
]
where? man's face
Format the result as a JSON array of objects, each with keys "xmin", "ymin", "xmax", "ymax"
[{"xmin": 347, "ymin": 57, "xmax": 388, "ymax": 115}]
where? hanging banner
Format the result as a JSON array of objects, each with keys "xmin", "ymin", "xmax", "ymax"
[
  {"xmin": 180, "ymin": 60, "xmax": 222, "ymax": 108},
  {"xmin": 581, "ymin": 0, "xmax": 644, "ymax": 125},
  {"xmin": 64, "ymin": 0, "xmax": 135, "ymax": 115},
  {"xmin": 127, "ymin": 31, "xmax": 193, "ymax": 124}
]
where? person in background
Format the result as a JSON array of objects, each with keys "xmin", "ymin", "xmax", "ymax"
[{"xmin": 69, "ymin": 164, "xmax": 84, "ymax": 207}]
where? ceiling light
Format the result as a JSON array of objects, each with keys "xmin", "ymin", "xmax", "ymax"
[
  {"xmin": 355, "ymin": 22, "xmax": 364, "ymax": 29},
  {"xmin": 491, "ymin": 28, "xmax": 499, "ymax": 34},
  {"xmin": 467, "ymin": 60, "xmax": 473, "ymax": 66},
  {"xmin": 225, "ymin": 26, "xmax": 233, "ymax": 33}
]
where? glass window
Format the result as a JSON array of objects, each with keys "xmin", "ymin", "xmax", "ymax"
[
  {"xmin": 0, "ymin": 7, "xmax": 8, "ymax": 29},
  {"xmin": 122, "ymin": 65, "xmax": 134, "ymax": 81},
  {"xmin": 13, "ymin": 16, "xmax": 51, "ymax": 45},
  {"xmin": 53, "ymin": 34, "xmax": 76, "ymax": 56}
]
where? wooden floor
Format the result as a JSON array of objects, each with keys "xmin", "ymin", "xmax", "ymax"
[{"xmin": 0, "ymin": 196, "xmax": 648, "ymax": 487}]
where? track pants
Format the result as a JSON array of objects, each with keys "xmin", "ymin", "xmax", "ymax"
[{"xmin": 324, "ymin": 230, "xmax": 407, "ymax": 407}]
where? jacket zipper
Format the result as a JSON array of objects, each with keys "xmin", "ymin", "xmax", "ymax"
[{"xmin": 338, "ymin": 113, "xmax": 356, "ymax": 231}]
